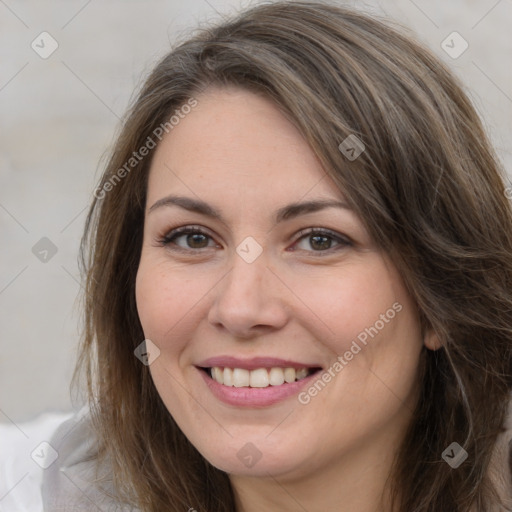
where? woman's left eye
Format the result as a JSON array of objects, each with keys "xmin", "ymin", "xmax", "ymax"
[{"xmin": 292, "ymin": 228, "xmax": 351, "ymax": 253}]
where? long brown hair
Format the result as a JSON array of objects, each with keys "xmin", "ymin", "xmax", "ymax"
[{"xmin": 73, "ymin": 1, "xmax": 512, "ymax": 510}]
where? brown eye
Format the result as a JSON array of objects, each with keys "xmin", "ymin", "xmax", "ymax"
[
  {"xmin": 293, "ymin": 229, "xmax": 351, "ymax": 253},
  {"xmin": 184, "ymin": 233, "xmax": 210, "ymax": 248},
  {"xmin": 161, "ymin": 227, "xmax": 217, "ymax": 251},
  {"xmin": 309, "ymin": 234, "xmax": 333, "ymax": 251}
]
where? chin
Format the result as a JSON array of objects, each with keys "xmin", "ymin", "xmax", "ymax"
[{"xmin": 192, "ymin": 434, "xmax": 313, "ymax": 479}]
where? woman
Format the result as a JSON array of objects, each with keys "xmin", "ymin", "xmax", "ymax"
[{"xmin": 12, "ymin": 1, "xmax": 512, "ymax": 510}]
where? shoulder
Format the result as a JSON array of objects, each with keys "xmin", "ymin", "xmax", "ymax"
[
  {"xmin": 0, "ymin": 409, "xmax": 75, "ymax": 511},
  {"xmin": 40, "ymin": 404, "xmax": 140, "ymax": 511},
  {"xmin": 0, "ymin": 405, "xmax": 139, "ymax": 512}
]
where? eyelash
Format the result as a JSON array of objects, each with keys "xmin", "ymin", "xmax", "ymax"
[{"xmin": 158, "ymin": 225, "xmax": 352, "ymax": 255}]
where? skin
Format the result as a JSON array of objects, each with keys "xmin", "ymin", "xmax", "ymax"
[{"xmin": 135, "ymin": 86, "xmax": 439, "ymax": 512}]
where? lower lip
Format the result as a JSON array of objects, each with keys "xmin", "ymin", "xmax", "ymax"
[{"xmin": 199, "ymin": 368, "xmax": 320, "ymax": 407}]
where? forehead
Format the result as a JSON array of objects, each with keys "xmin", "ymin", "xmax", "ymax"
[{"xmin": 146, "ymin": 86, "xmax": 343, "ymax": 205}]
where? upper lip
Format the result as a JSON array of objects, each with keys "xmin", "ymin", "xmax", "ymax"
[{"xmin": 197, "ymin": 356, "xmax": 322, "ymax": 370}]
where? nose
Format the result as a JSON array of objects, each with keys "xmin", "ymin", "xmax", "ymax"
[{"xmin": 207, "ymin": 249, "xmax": 289, "ymax": 339}]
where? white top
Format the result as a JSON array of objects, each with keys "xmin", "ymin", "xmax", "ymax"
[
  {"xmin": 0, "ymin": 406, "xmax": 138, "ymax": 511},
  {"xmin": 0, "ymin": 410, "xmax": 74, "ymax": 511}
]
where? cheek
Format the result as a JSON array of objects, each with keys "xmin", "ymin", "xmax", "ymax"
[
  {"xmin": 135, "ymin": 261, "xmax": 214, "ymax": 439},
  {"xmin": 135, "ymin": 260, "xmax": 201, "ymax": 347},
  {"xmin": 288, "ymin": 257, "xmax": 402, "ymax": 352}
]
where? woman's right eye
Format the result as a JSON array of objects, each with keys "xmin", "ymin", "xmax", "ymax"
[{"xmin": 160, "ymin": 226, "xmax": 219, "ymax": 251}]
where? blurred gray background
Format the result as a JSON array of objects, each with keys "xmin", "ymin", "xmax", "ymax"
[{"xmin": 1, "ymin": 0, "xmax": 511, "ymax": 425}]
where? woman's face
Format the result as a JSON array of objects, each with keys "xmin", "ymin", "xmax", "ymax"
[{"xmin": 136, "ymin": 86, "xmax": 429, "ymax": 481}]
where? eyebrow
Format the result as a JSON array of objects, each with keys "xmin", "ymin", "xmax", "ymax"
[{"xmin": 148, "ymin": 194, "xmax": 351, "ymax": 223}]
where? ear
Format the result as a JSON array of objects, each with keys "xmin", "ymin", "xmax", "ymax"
[{"xmin": 424, "ymin": 327, "xmax": 442, "ymax": 351}]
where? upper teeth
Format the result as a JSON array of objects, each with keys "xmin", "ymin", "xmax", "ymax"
[{"xmin": 210, "ymin": 367, "xmax": 310, "ymax": 388}]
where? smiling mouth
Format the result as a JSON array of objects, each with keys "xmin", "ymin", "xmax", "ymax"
[{"xmin": 202, "ymin": 366, "xmax": 322, "ymax": 388}]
